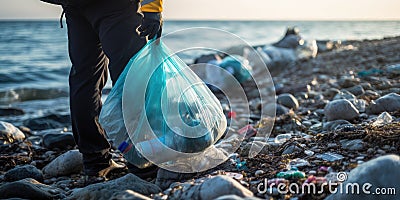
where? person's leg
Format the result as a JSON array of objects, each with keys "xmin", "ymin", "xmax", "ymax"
[
  {"xmin": 81, "ymin": 0, "xmax": 158, "ymax": 178},
  {"xmin": 65, "ymin": 5, "xmax": 112, "ymax": 174},
  {"xmin": 83, "ymin": 0, "xmax": 147, "ymax": 84}
]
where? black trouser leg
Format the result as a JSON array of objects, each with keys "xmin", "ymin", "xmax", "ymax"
[
  {"xmin": 65, "ymin": 0, "xmax": 146, "ymax": 173},
  {"xmin": 84, "ymin": 0, "xmax": 146, "ymax": 83},
  {"xmin": 66, "ymin": 6, "xmax": 111, "ymax": 171}
]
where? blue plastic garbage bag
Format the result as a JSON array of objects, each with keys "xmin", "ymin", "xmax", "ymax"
[{"xmin": 99, "ymin": 39, "xmax": 227, "ymax": 168}]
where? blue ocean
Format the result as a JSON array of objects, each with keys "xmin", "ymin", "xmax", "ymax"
[{"xmin": 0, "ymin": 20, "xmax": 399, "ymax": 123}]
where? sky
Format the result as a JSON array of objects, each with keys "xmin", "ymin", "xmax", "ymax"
[{"xmin": 0, "ymin": 0, "xmax": 399, "ymax": 20}]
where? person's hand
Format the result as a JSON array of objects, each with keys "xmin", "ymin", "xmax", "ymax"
[{"xmin": 138, "ymin": 12, "xmax": 162, "ymax": 39}]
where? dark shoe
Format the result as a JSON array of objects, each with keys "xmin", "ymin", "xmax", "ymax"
[
  {"xmin": 82, "ymin": 159, "xmax": 125, "ymax": 186},
  {"xmin": 83, "ymin": 151, "xmax": 124, "ymax": 176},
  {"xmin": 97, "ymin": 159, "xmax": 125, "ymax": 177},
  {"xmin": 155, "ymin": 168, "xmax": 197, "ymax": 190},
  {"xmin": 127, "ymin": 163, "xmax": 159, "ymax": 179}
]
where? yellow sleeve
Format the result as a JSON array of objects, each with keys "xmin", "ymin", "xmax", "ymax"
[{"xmin": 140, "ymin": 0, "xmax": 163, "ymax": 12}]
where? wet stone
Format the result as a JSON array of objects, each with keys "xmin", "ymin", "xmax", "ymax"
[
  {"xmin": 69, "ymin": 174, "xmax": 161, "ymax": 199},
  {"xmin": 337, "ymin": 77, "xmax": 360, "ymax": 88},
  {"xmin": 277, "ymin": 93, "xmax": 299, "ymax": 110},
  {"xmin": 198, "ymin": 175, "xmax": 253, "ymax": 199},
  {"xmin": 324, "ymin": 99, "xmax": 359, "ymax": 121},
  {"xmin": 255, "ymin": 170, "xmax": 264, "ymax": 177},
  {"xmin": 0, "ymin": 178, "xmax": 62, "ymax": 200},
  {"xmin": 326, "ymin": 155, "xmax": 400, "ymax": 200},
  {"xmin": 42, "ymin": 132, "xmax": 75, "ymax": 150},
  {"xmin": 0, "ymin": 121, "xmax": 25, "ymax": 143},
  {"xmin": 23, "ymin": 114, "xmax": 71, "ymax": 131},
  {"xmin": 340, "ymin": 139, "xmax": 364, "ymax": 151},
  {"xmin": 0, "ymin": 107, "xmax": 24, "ymax": 116},
  {"xmin": 42, "ymin": 150, "xmax": 83, "ymax": 178},
  {"xmin": 4, "ymin": 165, "xmax": 44, "ymax": 182},
  {"xmin": 366, "ymin": 93, "xmax": 400, "ymax": 114},
  {"xmin": 345, "ymin": 85, "xmax": 365, "ymax": 96}
]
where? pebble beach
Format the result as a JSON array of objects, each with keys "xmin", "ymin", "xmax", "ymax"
[{"xmin": 1, "ymin": 34, "xmax": 400, "ymax": 199}]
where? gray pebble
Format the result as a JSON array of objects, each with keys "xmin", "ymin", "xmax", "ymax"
[{"xmin": 324, "ymin": 99, "xmax": 359, "ymax": 121}]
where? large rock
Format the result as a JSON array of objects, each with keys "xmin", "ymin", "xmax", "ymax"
[
  {"xmin": 273, "ymin": 27, "xmax": 302, "ymax": 49},
  {"xmin": 326, "ymin": 155, "xmax": 400, "ymax": 200},
  {"xmin": 0, "ymin": 121, "xmax": 25, "ymax": 143},
  {"xmin": 333, "ymin": 90, "xmax": 366, "ymax": 112},
  {"xmin": 337, "ymin": 77, "xmax": 360, "ymax": 88},
  {"xmin": 156, "ymin": 168, "xmax": 196, "ymax": 190},
  {"xmin": 4, "ymin": 165, "xmax": 43, "ymax": 182},
  {"xmin": 0, "ymin": 178, "xmax": 62, "ymax": 200},
  {"xmin": 277, "ymin": 93, "xmax": 299, "ymax": 110},
  {"xmin": 345, "ymin": 85, "xmax": 365, "ymax": 96},
  {"xmin": 199, "ymin": 175, "xmax": 253, "ymax": 199},
  {"xmin": 171, "ymin": 175, "xmax": 253, "ymax": 200},
  {"xmin": 366, "ymin": 93, "xmax": 400, "ymax": 114},
  {"xmin": 324, "ymin": 99, "xmax": 359, "ymax": 121},
  {"xmin": 69, "ymin": 174, "xmax": 161, "ymax": 200},
  {"xmin": 0, "ymin": 107, "xmax": 24, "ymax": 116},
  {"xmin": 42, "ymin": 150, "xmax": 83, "ymax": 177},
  {"xmin": 42, "ymin": 132, "xmax": 75, "ymax": 150},
  {"xmin": 23, "ymin": 113, "xmax": 71, "ymax": 130}
]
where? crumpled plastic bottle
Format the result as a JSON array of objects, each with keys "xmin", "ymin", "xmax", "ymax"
[
  {"xmin": 316, "ymin": 152, "xmax": 344, "ymax": 162},
  {"xmin": 288, "ymin": 158, "xmax": 310, "ymax": 168},
  {"xmin": 372, "ymin": 112, "xmax": 393, "ymax": 126},
  {"xmin": 304, "ymin": 150, "xmax": 315, "ymax": 156},
  {"xmin": 274, "ymin": 133, "xmax": 292, "ymax": 144}
]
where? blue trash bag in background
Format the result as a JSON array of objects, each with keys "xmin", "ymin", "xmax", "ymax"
[
  {"xmin": 219, "ymin": 55, "xmax": 252, "ymax": 83},
  {"xmin": 206, "ymin": 55, "xmax": 252, "ymax": 84},
  {"xmin": 99, "ymin": 39, "xmax": 227, "ymax": 168}
]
